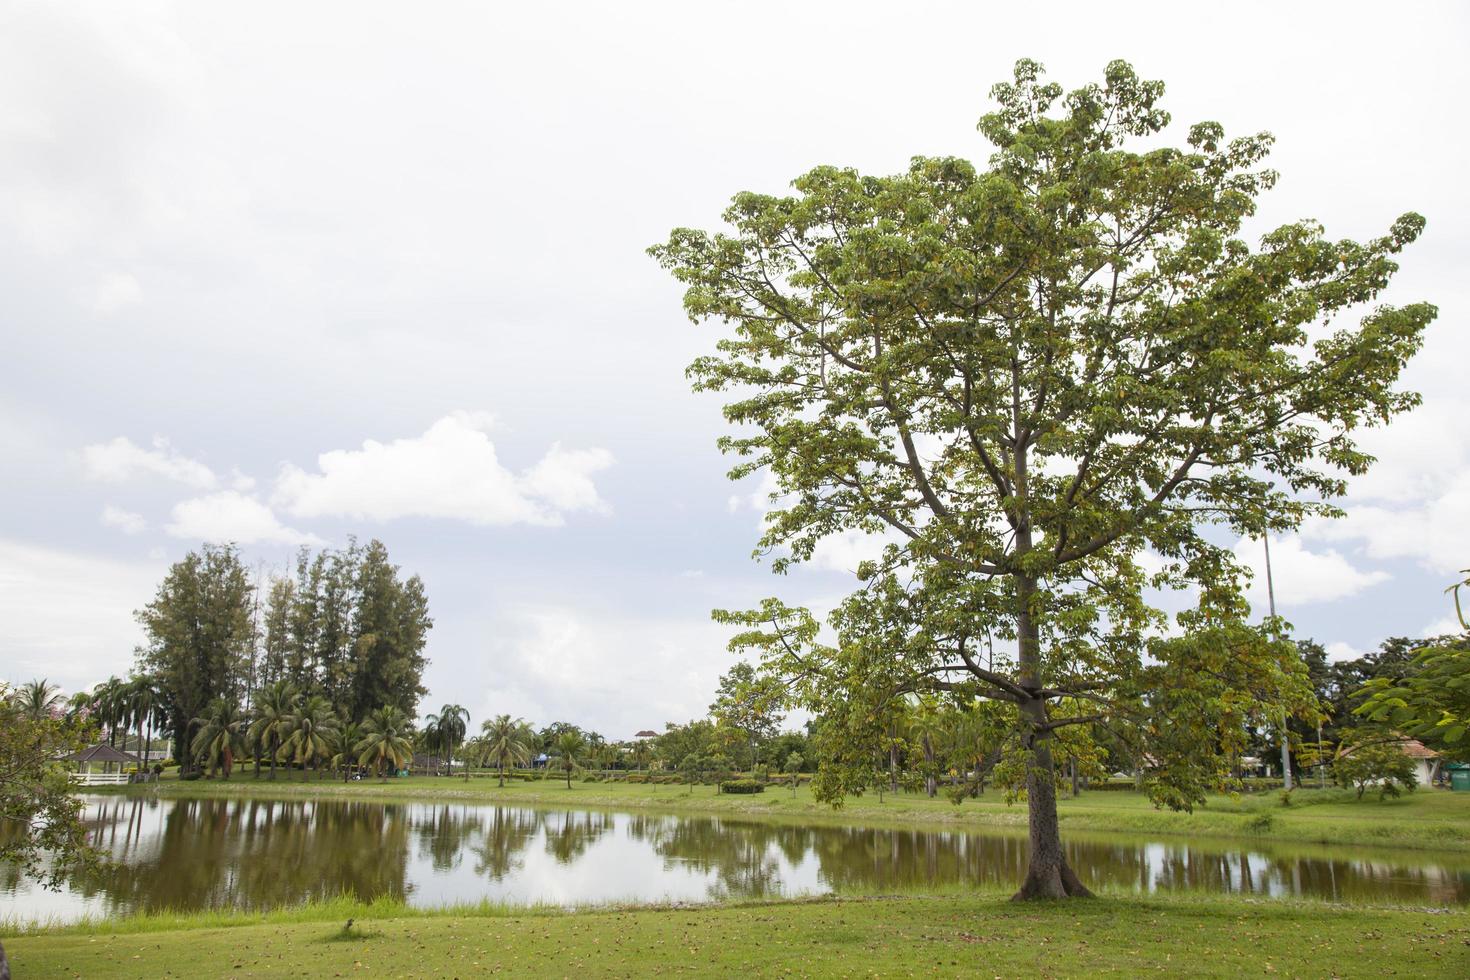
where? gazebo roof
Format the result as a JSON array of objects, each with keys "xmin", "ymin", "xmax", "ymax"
[
  {"xmin": 62, "ymin": 744, "xmax": 140, "ymax": 764},
  {"xmin": 634, "ymin": 730, "xmax": 658, "ymax": 738}
]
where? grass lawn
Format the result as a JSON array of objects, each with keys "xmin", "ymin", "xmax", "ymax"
[
  {"xmin": 96, "ymin": 773, "xmax": 1470, "ymax": 853},
  {"xmin": 7, "ymin": 892, "xmax": 1466, "ymax": 978}
]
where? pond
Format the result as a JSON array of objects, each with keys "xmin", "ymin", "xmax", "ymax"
[{"xmin": 3, "ymin": 795, "xmax": 1466, "ymax": 924}]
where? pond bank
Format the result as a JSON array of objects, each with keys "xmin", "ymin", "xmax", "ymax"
[
  {"xmin": 7, "ymin": 892, "xmax": 1466, "ymax": 977},
  {"xmin": 91, "ymin": 775, "xmax": 1470, "ymax": 853}
]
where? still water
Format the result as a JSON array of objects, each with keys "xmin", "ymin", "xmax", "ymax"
[{"xmin": 3, "ymin": 795, "xmax": 1466, "ymax": 923}]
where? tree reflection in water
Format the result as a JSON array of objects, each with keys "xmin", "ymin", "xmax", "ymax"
[
  {"xmin": 3, "ymin": 796, "xmax": 1466, "ymax": 922},
  {"xmin": 414, "ymin": 805, "xmax": 484, "ymax": 872},
  {"xmin": 469, "ymin": 807, "xmax": 542, "ymax": 881},
  {"xmin": 542, "ymin": 810, "xmax": 613, "ymax": 864}
]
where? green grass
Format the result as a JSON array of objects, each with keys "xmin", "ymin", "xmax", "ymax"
[
  {"xmin": 7, "ymin": 892, "xmax": 1466, "ymax": 978},
  {"xmin": 96, "ymin": 772, "xmax": 1470, "ymax": 852}
]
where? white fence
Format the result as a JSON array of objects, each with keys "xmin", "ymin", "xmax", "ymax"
[{"xmin": 71, "ymin": 772, "xmax": 131, "ymax": 786}]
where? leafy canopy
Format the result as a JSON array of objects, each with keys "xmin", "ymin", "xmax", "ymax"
[{"xmin": 654, "ymin": 58, "xmax": 1433, "ymax": 810}]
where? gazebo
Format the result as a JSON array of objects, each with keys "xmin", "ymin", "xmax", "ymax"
[{"xmin": 62, "ymin": 744, "xmax": 140, "ymax": 785}]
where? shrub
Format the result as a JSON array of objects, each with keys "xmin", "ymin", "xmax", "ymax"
[
  {"xmin": 720, "ymin": 778, "xmax": 765, "ymax": 794},
  {"xmin": 1334, "ymin": 738, "xmax": 1419, "ymax": 800}
]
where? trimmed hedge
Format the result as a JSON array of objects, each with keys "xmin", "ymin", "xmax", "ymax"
[{"xmin": 720, "ymin": 779, "xmax": 765, "ymax": 794}]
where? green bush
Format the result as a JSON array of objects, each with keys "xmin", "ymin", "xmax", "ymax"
[
  {"xmin": 721, "ymin": 778, "xmax": 765, "ymax": 794},
  {"xmin": 1334, "ymin": 739, "xmax": 1419, "ymax": 800}
]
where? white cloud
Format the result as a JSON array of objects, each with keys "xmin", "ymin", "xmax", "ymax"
[
  {"xmin": 272, "ymin": 412, "xmax": 613, "ymax": 527},
  {"xmin": 810, "ymin": 529, "xmax": 902, "ymax": 576},
  {"xmin": 463, "ymin": 605, "xmax": 737, "ymax": 738},
  {"xmin": 80, "ymin": 436, "xmax": 216, "ymax": 489},
  {"xmin": 165, "ymin": 490, "xmax": 322, "ymax": 546},
  {"xmin": 1300, "ymin": 402, "xmax": 1470, "ymax": 574},
  {"xmin": 726, "ymin": 470, "xmax": 781, "ymax": 515},
  {"xmin": 1325, "ymin": 641, "xmax": 1358, "ymax": 662},
  {"xmin": 100, "ymin": 504, "xmax": 146, "ymax": 535},
  {"xmin": 521, "ymin": 444, "xmax": 614, "ymax": 514},
  {"xmin": 87, "ymin": 271, "xmax": 142, "ymax": 313},
  {"xmin": 1422, "ymin": 615, "xmax": 1467, "ymax": 639},
  {"xmin": 1304, "ymin": 483, "xmax": 1470, "ymax": 575},
  {"xmin": 1232, "ymin": 534, "xmax": 1390, "ymax": 608},
  {"xmin": 0, "ymin": 539, "xmax": 162, "ymax": 691}
]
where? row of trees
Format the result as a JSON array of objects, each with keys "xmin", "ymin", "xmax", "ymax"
[
  {"xmin": 131, "ymin": 540, "xmax": 431, "ymax": 773},
  {"xmin": 189, "ymin": 683, "xmax": 416, "ymax": 780}
]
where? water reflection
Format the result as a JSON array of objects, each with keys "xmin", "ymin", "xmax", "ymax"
[{"xmin": 2, "ymin": 795, "xmax": 1466, "ymax": 923}]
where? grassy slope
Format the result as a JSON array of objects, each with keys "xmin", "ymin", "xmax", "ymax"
[
  {"xmin": 8, "ymin": 893, "xmax": 1467, "ymax": 978},
  {"xmin": 97, "ymin": 775, "xmax": 1470, "ymax": 852}
]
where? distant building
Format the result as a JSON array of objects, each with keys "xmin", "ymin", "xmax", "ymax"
[{"xmin": 1397, "ymin": 739, "xmax": 1440, "ymax": 786}]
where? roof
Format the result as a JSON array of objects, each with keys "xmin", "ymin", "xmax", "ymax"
[
  {"xmin": 62, "ymin": 744, "xmax": 140, "ymax": 764},
  {"xmin": 1336, "ymin": 738, "xmax": 1438, "ymax": 761},
  {"xmin": 1399, "ymin": 739, "xmax": 1438, "ymax": 759},
  {"xmin": 634, "ymin": 730, "xmax": 658, "ymax": 738}
]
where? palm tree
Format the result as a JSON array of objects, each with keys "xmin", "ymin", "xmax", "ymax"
[
  {"xmin": 479, "ymin": 714, "xmax": 535, "ymax": 786},
  {"xmin": 281, "ymin": 695, "xmax": 339, "ymax": 780},
  {"xmin": 126, "ymin": 675, "xmax": 164, "ymax": 773},
  {"xmin": 553, "ymin": 730, "xmax": 585, "ymax": 789},
  {"xmin": 93, "ymin": 676, "xmax": 129, "ymax": 745},
  {"xmin": 332, "ymin": 721, "xmax": 363, "ymax": 780},
  {"xmin": 190, "ymin": 698, "xmax": 247, "ymax": 778},
  {"xmin": 631, "ymin": 738, "xmax": 652, "ymax": 772},
  {"xmin": 424, "ymin": 703, "xmax": 470, "ymax": 778},
  {"xmin": 15, "ymin": 678, "xmax": 63, "ymax": 720},
  {"xmin": 248, "ymin": 680, "xmax": 299, "ymax": 780},
  {"xmin": 356, "ymin": 706, "xmax": 415, "ymax": 779}
]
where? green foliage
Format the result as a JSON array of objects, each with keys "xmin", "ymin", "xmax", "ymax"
[
  {"xmin": 136, "ymin": 544, "xmax": 255, "ymax": 771},
  {"xmin": 1133, "ymin": 623, "xmax": 1314, "ymax": 810},
  {"xmin": 248, "ymin": 679, "xmax": 300, "ymax": 779},
  {"xmin": 355, "ymin": 706, "xmax": 415, "ymax": 776},
  {"xmin": 476, "ymin": 714, "xmax": 536, "ymax": 785},
  {"xmin": 1332, "ymin": 735, "xmax": 1419, "ymax": 800},
  {"xmin": 552, "ymin": 730, "xmax": 586, "ymax": 788},
  {"xmin": 1357, "ymin": 640, "xmax": 1470, "ymax": 762},
  {"xmin": 720, "ymin": 778, "xmax": 765, "ymax": 794},
  {"xmin": 0, "ymin": 685, "xmax": 102, "ymax": 889},
  {"xmin": 653, "ymin": 57, "xmax": 1431, "ymax": 893},
  {"xmin": 709, "ymin": 661, "xmax": 786, "ymax": 768},
  {"xmin": 261, "ymin": 539, "xmax": 433, "ymax": 723},
  {"xmin": 190, "ymin": 697, "xmax": 248, "ymax": 778}
]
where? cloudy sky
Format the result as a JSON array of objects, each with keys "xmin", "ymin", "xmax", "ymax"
[{"xmin": 2, "ymin": 1, "xmax": 1465, "ymax": 736}]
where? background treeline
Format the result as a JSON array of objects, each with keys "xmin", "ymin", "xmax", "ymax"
[{"xmin": 130, "ymin": 539, "xmax": 431, "ymax": 773}]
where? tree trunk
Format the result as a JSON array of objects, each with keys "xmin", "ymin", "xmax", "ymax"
[
  {"xmin": 498, "ymin": 762, "xmax": 505, "ymax": 787},
  {"xmin": 1011, "ymin": 571, "xmax": 1092, "ymax": 901},
  {"xmin": 1070, "ymin": 757, "xmax": 1079, "ymax": 798}
]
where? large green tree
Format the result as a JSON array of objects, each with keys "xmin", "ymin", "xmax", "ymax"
[
  {"xmin": 259, "ymin": 539, "xmax": 432, "ymax": 723},
  {"xmin": 709, "ymin": 661, "xmax": 786, "ymax": 770},
  {"xmin": 136, "ymin": 544, "xmax": 255, "ymax": 774},
  {"xmin": 652, "ymin": 59, "xmax": 1433, "ymax": 899},
  {"xmin": 479, "ymin": 714, "xmax": 536, "ymax": 786}
]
